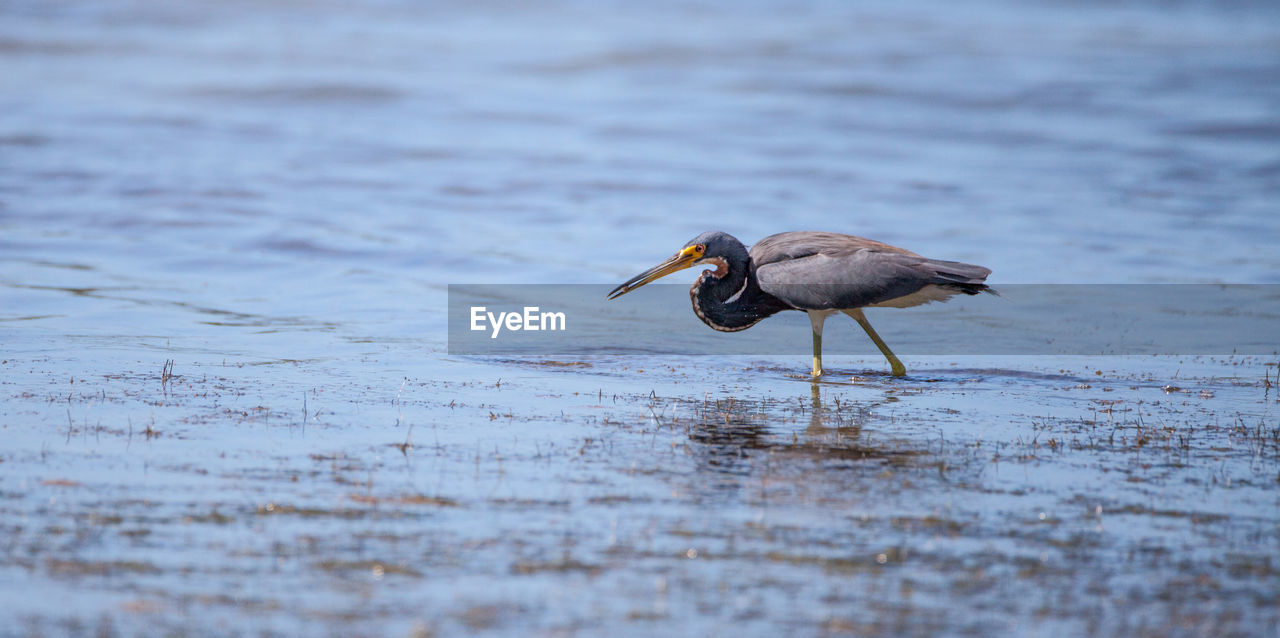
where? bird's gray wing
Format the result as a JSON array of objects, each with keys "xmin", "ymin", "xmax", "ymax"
[
  {"xmin": 750, "ymin": 231, "xmax": 921, "ymax": 264},
  {"xmin": 751, "ymin": 231, "xmax": 991, "ymax": 310},
  {"xmin": 755, "ymin": 250, "xmax": 938, "ymax": 310},
  {"xmin": 756, "ymin": 252, "xmax": 991, "ymax": 312}
]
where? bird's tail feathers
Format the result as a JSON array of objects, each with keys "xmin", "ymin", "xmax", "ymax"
[{"xmin": 923, "ymin": 259, "xmax": 993, "ymax": 297}]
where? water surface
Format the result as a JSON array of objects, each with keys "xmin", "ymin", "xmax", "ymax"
[{"xmin": 2, "ymin": 0, "xmax": 1278, "ymax": 636}]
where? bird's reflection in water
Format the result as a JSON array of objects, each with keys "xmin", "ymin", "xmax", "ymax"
[{"xmin": 685, "ymin": 382, "xmax": 922, "ymax": 479}]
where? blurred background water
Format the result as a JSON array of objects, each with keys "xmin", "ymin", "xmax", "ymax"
[
  {"xmin": 2, "ymin": 1, "xmax": 1279, "ymax": 636},
  {"xmin": 3, "ymin": 0, "xmax": 1279, "ymax": 359}
]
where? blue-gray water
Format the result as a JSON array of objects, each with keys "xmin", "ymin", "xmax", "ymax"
[{"xmin": 2, "ymin": 1, "xmax": 1278, "ymax": 636}]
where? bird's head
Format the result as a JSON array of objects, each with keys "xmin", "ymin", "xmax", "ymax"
[{"xmin": 607, "ymin": 231, "xmax": 746, "ymax": 299}]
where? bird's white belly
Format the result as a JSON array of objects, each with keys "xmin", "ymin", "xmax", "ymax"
[{"xmin": 869, "ymin": 284, "xmax": 955, "ymax": 309}]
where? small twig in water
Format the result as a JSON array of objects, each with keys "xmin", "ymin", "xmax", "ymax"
[{"xmin": 160, "ymin": 359, "xmax": 174, "ymax": 394}]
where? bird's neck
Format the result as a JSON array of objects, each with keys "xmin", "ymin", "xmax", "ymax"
[{"xmin": 689, "ymin": 258, "xmax": 784, "ymax": 332}]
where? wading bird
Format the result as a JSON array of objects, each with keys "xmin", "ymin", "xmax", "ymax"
[{"xmin": 607, "ymin": 231, "xmax": 992, "ymax": 378}]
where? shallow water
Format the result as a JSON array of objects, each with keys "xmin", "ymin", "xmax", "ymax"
[{"xmin": 2, "ymin": 0, "xmax": 1279, "ymax": 636}]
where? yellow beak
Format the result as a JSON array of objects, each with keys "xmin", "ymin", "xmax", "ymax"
[{"xmin": 607, "ymin": 245, "xmax": 701, "ymax": 299}]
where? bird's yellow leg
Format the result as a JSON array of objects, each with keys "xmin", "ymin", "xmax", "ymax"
[
  {"xmin": 807, "ymin": 311, "xmax": 827, "ymax": 378},
  {"xmin": 812, "ymin": 330, "xmax": 822, "ymax": 378},
  {"xmin": 844, "ymin": 308, "xmax": 906, "ymax": 377}
]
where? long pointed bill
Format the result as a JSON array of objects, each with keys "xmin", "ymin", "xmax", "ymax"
[{"xmin": 607, "ymin": 245, "xmax": 701, "ymax": 299}]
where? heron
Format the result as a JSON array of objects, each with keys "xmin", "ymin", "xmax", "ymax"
[{"xmin": 607, "ymin": 231, "xmax": 992, "ymax": 378}]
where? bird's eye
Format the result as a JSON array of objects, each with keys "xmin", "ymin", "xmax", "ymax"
[{"xmin": 696, "ymin": 244, "xmax": 705, "ymax": 253}]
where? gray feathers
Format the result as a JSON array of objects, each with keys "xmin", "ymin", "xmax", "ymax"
[{"xmin": 750, "ymin": 231, "xmax": 991, "ymax": 311}]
